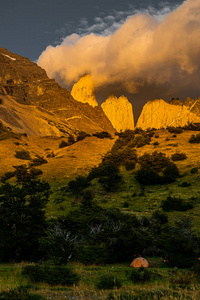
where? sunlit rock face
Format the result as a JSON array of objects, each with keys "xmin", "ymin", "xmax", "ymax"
[
  {"xmin": 101, "ymin": 94, "xmax": 135, "ymax": 132},
  {"xmin": 0, "ymin": 48, "xmax": 114, "ymax": 136},
  {"xmin": 136, "ymin": 99, "xmax": 200, "ymax": 129},
  {"xmin": 71, "ymin": 74, "xmax": 98, "ymax": 107}
]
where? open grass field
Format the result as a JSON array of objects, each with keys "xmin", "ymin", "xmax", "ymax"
[{"xmin": 1, "ymin": 259, "xmax": 200, "ymax": 299}]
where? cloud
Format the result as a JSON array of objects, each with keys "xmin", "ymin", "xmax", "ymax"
[{"xmin": 38, "ymin": 0, "xmax": 200, "ymax": 98}]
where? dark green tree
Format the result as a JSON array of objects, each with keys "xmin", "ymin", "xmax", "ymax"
[{"xmin": 0, "ymin": 173, "xmax": 51, "ymax": 262}]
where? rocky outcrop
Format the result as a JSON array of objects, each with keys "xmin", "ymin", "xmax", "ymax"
[
  {"xmin": 136, "ymin": 98, "xmax": 200, "ymax": 129},
  {"xmin": 71, "ymin": 74, "xmax": 98, "ymax": 107},
  {"xmin": 0, "ymin": 48, "xmax": 114, "ymax": 136},
  {"xmin": 101, "ymin": 94, "xmax": 134, "ymax": 132}
]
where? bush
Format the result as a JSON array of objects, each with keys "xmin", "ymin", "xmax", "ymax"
[
  {"xmin": 189, "ymin": 133, "xmax": 200, "ymax": 143},
  {"xmin": 93, "ymin": 131, "xmax": 112, "ymax": 139},
  {"xmin": 161, "ymin": 196, "xmax": 194, "ymax": 212},
  {"xmin": 59, "ymin": 140, "xmax": 69, "ymax": 148},
  {"xmin": 162, "ymin": 162, "xmax": 179, "ymax": 183},
  {"xmin": 167, "ymin": 127, "xmax": 183, "ymax": 134},
  {"xmin": 96, "ymin": 274, "xmax": 122, "ymax": 290},
  {"xmin": 0, "ymin": 286, "xmax": 44, "ymax": 300},
  {"xmin": 171, "ymin": 152, "xmax": 187, "ymax": 161},
  {"xmin": 76, "ymin": 131, "xmax": 91, "ymax": 141},
  {"xmin": 179, "ymin": 181, "xmax": 191, "ymax": 187},
  {"xmin": 138, "ymin": 151, "xmax": 170, "ymax": 173},
  {"xmin": 29, "ymin": 156, "xmax": 47, "ymax": 167},
  {"xmin": 68, "ymin": 134, "xmax": 75, "ymax": 145},
  {"xmin": 128, "ymin": 267, "xmax": 151, "ymax": 283},
  {"xmin": 15, "ymin": 150, "xmax": 31, "ymax": 160},
  {"xmin": 183, "ymin": 122, "xmax": 200, "ymax": 131},
  {"xmin": 98, "ymin": 164, "xmax": 122, "ymax": 192},
  {"xmin": 135, "ymin": 167, "xmax": 161, "ymax": 185},
  {"xmin": 68, "ymin": 175, "xmax": 90, "ymax": 198},
  {"xmin": 22, "ymin": 265, "xmax": 79, "ymax": 286},
  {"xmin": 153, "ymin": 141, "xmax": 159, "ymax": 146},
  {"xmin": 102, "ymin": 148, "xmax": 137, "ymax": 170},
  {"xmin": 190, "ymin": 167, "xmax": 198, "ymax": 174},
  {"xmin": 1, "ymin": 171, "xmax": 16, "ymax": 182}
]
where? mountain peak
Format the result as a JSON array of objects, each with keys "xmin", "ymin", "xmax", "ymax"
[
  {"xmin": 71, "ymin": 74, "xmax": 98, "ymax": 107},
  {"xmin": 101, "ymin": 94, "xmax": 135, "ymax": 132}
]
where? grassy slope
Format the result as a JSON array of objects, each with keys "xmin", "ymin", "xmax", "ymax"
[
  {"xmin": 43, "ymin": 129, "xmax": 200, "ymax": 234},
  {"xmin": 1, "ymin": 129, "xmax": 200, "ymax": 229}
]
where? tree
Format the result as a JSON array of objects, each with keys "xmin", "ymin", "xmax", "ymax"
[{"xmin": 0, "ymin": 173, "xmax": 51, "ymax": 262}]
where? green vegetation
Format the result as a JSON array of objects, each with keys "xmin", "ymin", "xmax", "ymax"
[
  {"xmin": 161, "ymin": 196, "xmax": 194, "ymax": 212},
  {"xmin": 2, "ymin": 128, "xmax": 200, "ymax": 298},
  {"xmin": 22, "ymin": 265, "xmax": 79, "ymax": 285},
  {"xmin": 92, "ymin": 131, "xmax": 112, "ymax": 139},
  {"xmin": 189, "ymin": 133, "xmax": 200, "ymax": 143},
  {"xmin": 15, "ymin": 150, "xmax": 31, "ymax": 160}
]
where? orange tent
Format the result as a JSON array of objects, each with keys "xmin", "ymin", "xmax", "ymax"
[{"xmin": 130, "ymin": 257, "xmax": 149, "ymax": 268}]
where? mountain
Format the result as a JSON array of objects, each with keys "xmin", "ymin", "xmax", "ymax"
[
  {"xmin": 136, "ymin": 98, "xmax": 200, "ymax": 129},
  {"xmin": 71, "ymin": 74, "xmax": 98, "ymax": 107},
  {"xmin": 0, "ymin": 48, "xmax": 114, "ymax": 136},
  {"xmin": 101, "ymin": 94, "xmax": 135, "ymax": 132}
]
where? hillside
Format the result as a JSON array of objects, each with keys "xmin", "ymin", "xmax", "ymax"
[{"xmin": 0, "ymin": 48, "xmax": 114, "ymax": 136}]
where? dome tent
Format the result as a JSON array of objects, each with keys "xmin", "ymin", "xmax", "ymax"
[{"xmin": 130, "ymin": 257, "xmax": 149, "ymax": 268}]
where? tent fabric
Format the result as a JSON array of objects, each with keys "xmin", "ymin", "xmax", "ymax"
[{"xmin": 130, "ymin": 257, "xmax": 149, "ymax": 268}]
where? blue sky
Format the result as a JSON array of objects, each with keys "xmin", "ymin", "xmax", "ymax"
[{"xmin": 0, "ymin": 0, "xmax": 183, "ymax": 61}]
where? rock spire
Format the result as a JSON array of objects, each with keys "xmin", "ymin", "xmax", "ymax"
[
  {"xmin": 71, "ymin": 74, "xmax": 98, "ymax": 107},
  {"xmin": 101, "ymin": 94, "xmax": 135, "ymax": 132}
]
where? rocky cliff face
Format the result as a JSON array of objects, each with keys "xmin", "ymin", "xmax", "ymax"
[
  {"xmin": 0, "ymin": 48, "xmax": 114, "ymax": 136},
  {"xmin": 101, "ymin": 94, "xmax": 135, "ymax": 132},
  {"xmin": 71, "ymin": 74, "xmax": 98, "ymax": 107},
  {"xmin": 136, "ymin": 98, "xmax": 200, "ymax": 129}
]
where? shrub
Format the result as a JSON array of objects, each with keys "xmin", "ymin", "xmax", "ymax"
[
  {"xmin": 162, "ymin": 162, "xmax": 179, "ymax": 183},
  {"xmin": 1, "ymin": 171, "xmax": 15, "ymax": 182},
  {"xmin": 68, "ymin": 134, "xmax": 75, "ymax": 145},
  {"xmin": 128, "ymin": 135, "xmax": 151, "ymax": 148},
  {"xmin": 128, "ymin": 267, "xmax": 151, "ymax": 283},
  {"xmin": 59, "ymin": 140, "xmax": 69, "ymax": 148},
  {"xmin": 153, "ymin": 141, "xmax": 159, "ymax": 146},
  {"xmin": 135, "ymin": 167, "xmax": 161, "ymax": 185},
  {"xmin": 116, "ymin": 129, "xmax": 135, "ymax": 140},
  {"xmin": 190, "ymin": 167, "xmax": 198, "ymax": 174},
  {"xmin": 167, "ymin": 127, "xmax": 183, "ymax": 134},
  {"xmin": 68, "ymin": 175, "xmax": 90, "ymax": 198},
  {"xmin": 171, "ymin": 152, "xmax": 187, "ymax": 161},
  {"xmin": 96, "ymin": 274, "xmax": 122, "ymax": 290},
  {"xmin": 189, "ymin": 133, "xmax": 200, "ymax": 143},
  {"xmin": 15, "ymin": 150, "xmax": 31, "ymax": 160},
  {"xmin": 122, "ymin": 201, "xmax": 129, "ymax": 208},
  {"xmin": 102, "ymin": 148, "xmax": 137, "ymax": 169},
  {"xmin": 22, "ymin": 265, "xmax": 79, "ymax": 286},
  {"xmin": 183, "ymin": 122, "xmax": 200, "ymax": 131},
  {"xmin": 138, "ymin": 151, "xmax": 170, "ymax": 172},
  {"xmin": 29, "ymin": 155, "xmax": 47, "ymax": 167},
  {"xmin": 98, "ymin": 164, "xmax": 122, "ymax": 192},
  {"xmin": 179, "ymin": 181, "xmax": 191, "ymax": 187},
  {"xmin": 93, "ymin": 131, "xmax": 112, "ymax": 139},
  {"xmin": 161, "ymin": 196, "xmax": 194, "ymax": 212},
  {"xmin": 0, "ymin": 286, "xmax": 44, "ymax": 300},
  {"xmin": 76, "ymin": 131, "xmax": 91, "ymax": 141}
]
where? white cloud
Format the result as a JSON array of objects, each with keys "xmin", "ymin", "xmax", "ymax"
[{"xmin": 38, "ymin": 0, "xmax": 200, "ymax": 98}]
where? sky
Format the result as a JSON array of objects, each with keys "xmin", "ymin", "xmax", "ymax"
[{"xmin": 1, "ymin": 0, "xmax": 200, "ymax": 119}]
